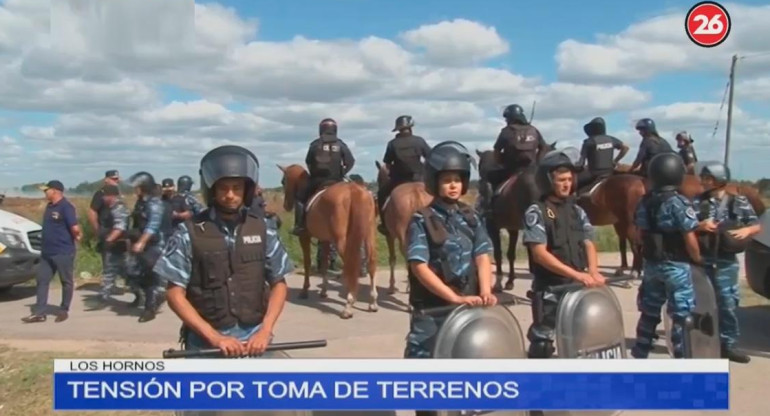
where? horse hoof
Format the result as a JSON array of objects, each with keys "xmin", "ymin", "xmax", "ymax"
[
  {"xmin": 504, "ymin": 281, "xmax": 514, "ymax": 291},
  {"xmin": 319, "ymin": 291, "xmax": 328, "ymax": 299},
  {"xmin": 369, "ymin": 304, "xmax": 379, "ymax": 312},
  {"xmin": 492, "ymin": 285, "xmax": 503, "ymax": 293},
  {"xmin": 298, "ymin": 291, "xmax": 309, "ymax": 300},
  {"xmin": 340, "ymin": 311, "xmax": 353, "ymax": 319},
  {"xmin": 614, "ymin": 269, "xmax": 626, "ymax": 277}
]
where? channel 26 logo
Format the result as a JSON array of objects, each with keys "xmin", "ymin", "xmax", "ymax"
[{"xmin": 685, "ymin": 1, "xmax": 731, "ymax": 47}]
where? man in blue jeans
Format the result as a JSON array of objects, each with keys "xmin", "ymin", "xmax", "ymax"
[{"xmin": 22, "ymin": 180, "xmax": 82, "ymax": 323}]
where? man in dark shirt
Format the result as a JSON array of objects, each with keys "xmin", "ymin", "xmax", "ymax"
[
  {"xmin": 22, "ymin": 180, "xmax": 82, "ymax": 323},
  {"xmin": 88, "ymin": 170, "xmax": 120, "ymax": 236}
]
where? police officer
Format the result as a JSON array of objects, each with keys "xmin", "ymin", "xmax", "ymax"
[
  {"xmin": 176, "ymin": 175, "xmax": 205, "ymax": 217},
  {"xmin": 292, "ymin": 118, "xmax": 355, "ymax": 235},
  {"xmin": 127, "ymin": 171, "xmax": 172, "ymax": 322},
  {"xmin": 89, "ymin": 170, "xmax": 120, "ymax": 291},
  {"xmin": 405, "ymin": 141, "xmax": 497, "ymax": 368},
  {"xmin": 160, "ymin": 178, "xmax": 191, "ymax": 228},
  {"xmin": 694, "ymin": 162, "xmax": 759, "ymax": 363},
  {"xmin": 676, "ymin": 131, "xmax": 698, "ymax": 173},
  {"xmin": 576, "ymin": 117, "xmax": 629, "ymax": 192},
  {"xmin": 522, "ymin": 147, "xmax": 606, "ymax": 359},
  {"xmin": 97, "ymin": 184, "xmax": 135, "ymax": 304},
  {"xmin": 377, "ymin": 115, "xmax": 431, "ymax": 234},
  {"xmin": 153, "ymin": 145, "xmax": 292, "ymax": 356},
  {"xmin": 629, "ymin": 118, "xmax": 674, "ymax": 176},
  {"xmin": 632, "ymin": 153, "xmax": 701, "ymax": 359}
]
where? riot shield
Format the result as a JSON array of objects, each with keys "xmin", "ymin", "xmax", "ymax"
[
  {"xmin": 745, "ymin": 212, "xmax": 770, "ymax": 299},
  {"xmin": 554, "ymin": 285, "xmax": 627, "ymax": 359},
  {"xmin": 663, "ymin": 265, "xmax": 720, "ymax": 358},
  {"xmin": 430, "ymin": 304, "xmax": 529, "ymax": 416}
]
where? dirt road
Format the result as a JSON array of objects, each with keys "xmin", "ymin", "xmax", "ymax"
[{"xmin": 1, "ymin": 252, "xmax": 768, "ymax": 416}]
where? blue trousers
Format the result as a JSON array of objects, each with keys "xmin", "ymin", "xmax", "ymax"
[{"xmin": 705, "ymin": 257, "xmax": 741, "ymax": 348}]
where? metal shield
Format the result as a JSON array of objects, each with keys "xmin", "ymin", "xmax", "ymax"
[
  {"xmin": 663, "ymin": 265, "xmax": 720, "ymax": 358},
  {"xmin": 555, "ymin": 286, "xmax": 627, "ymax": 359},
  {"xmin": 745, "ymin": 212, "xmax": 770, "ymax": 299},
  {"xmin": 433, "ymin": 304, "xmax": 529, "ymax": 416},
  {"xmin": 175, "ymin": 350, "xmax": 313, "ymax": 416}
]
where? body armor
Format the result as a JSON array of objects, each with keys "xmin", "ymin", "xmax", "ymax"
[
  {"xmin": 530, "ymin": 200, "xmax": 587, "ymax": 289},
  {"xmin": 502, "ymin": 125, "xmax": 539, "ymax": 168},
  {"xmin": 640, "ymin": 191, "xmax": 690, "ymax": 263},
  {"xmin": 390, "ymin": 135, "xmax": 426, "ymax": 181},
  {"xmin": 584, "ymin": 135, "xmax": 615, "ymax": 174},
  {"xmin": 310, "ymin": 136, "xmax": 344, "ymax": 180}
]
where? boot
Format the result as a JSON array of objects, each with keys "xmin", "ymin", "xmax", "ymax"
[
  {"xmin": 291, "ymin": 202, "xmax": 305, "ymax": 235},
  {"xmin": 722, "ymin": 344, "xmax": 751, "ymax": 363}
]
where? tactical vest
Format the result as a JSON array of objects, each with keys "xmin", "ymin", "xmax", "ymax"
[
  {"xmin": 585, "ymin": 135, "xmax": 615, "ymax": 173},
  {"xmin": 641, "ymin": 137, "xmax": 673, "ymax": 170},
  {"xmin": 408, "ymin": 202, "xmax": 480, "ymax": 310},
  {"xmin": 391, "ymin": 135, "xmax": 424, "ymax": 180},
  {"xmin": 311, "ymin": 136, "xmax": 343, "ymax": 179},
  {"xmin": 504, "ymin": 124, "xmax": 539, "ymax": 166},
  {"xmin": 679, "ymin": 147, "xmax": 697, "ymax": 165},
  {"xmin": 185, "ymin": 210, "xmax": 267, "ymax": 330},
  {"xmin": 95, "ymin": 188, "xmax": 112, "ymax": 228},
  {"xmin": 131, "ymin": 198, "xmax": 147, "ymax": 231},
  {"xmin": 530, "ymin": 200, "xmax": 587, "ymax": 289},
  {"xmin": 641, "ymin": 191, "xmax": 691, "ymax": 263},
  {"xmin": 168, "ymin": 194, "xmax": 188, "ymax": 227},
  {"xmin": 696, "ymin": 193, "xmax": 749, "ymax": 257}
]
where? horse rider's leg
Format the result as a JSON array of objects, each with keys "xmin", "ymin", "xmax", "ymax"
[
  {"xmin": 299, "ymin": 233, "xmax": 312, "ymax": 299},
  {"xmin": 505, "ymin": 230, "xmax": 518, "ymax": 291},
  {"xmin": 291, "ymin": 184, "xmax": 309, "ymax": 235}
]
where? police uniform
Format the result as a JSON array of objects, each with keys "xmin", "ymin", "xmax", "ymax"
[
  {"xmin": 180, "ymin": 191, "xmax": 204, "ymax": 216},
  {"xmin": 99, "ymin": 194, "xmax": 131, "ymax": 299},
  {"xmin": 631, "ymin": 119, "xmax": 674, "ymax": 176},
  {"xmin": 577, "ymin": 117, "xmax": 625, "ymax": 191},
  {"xmin": 632, "ymin": 154, "xmax": 698, "ymax": 358},
  {"xmin": 679, "ymin": 146, "xmax": 697, "ymax": 168}
]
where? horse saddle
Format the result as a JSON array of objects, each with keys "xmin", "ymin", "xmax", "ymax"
[
  {"xmin": 306, "ymin": 187, "xmax": 330, "ymax": 213},
  {"xmin": 494, "ymin": 175, "xmax": 517, "ymax": 197},
  {"xmin": 577, "ymin": 176, "xmax": 609, "ymax": 200}
]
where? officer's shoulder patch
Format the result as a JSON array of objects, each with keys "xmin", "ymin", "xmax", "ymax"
[{"xmin": 685, "ymin": 207, "xmax": 696, "ymax": 219}]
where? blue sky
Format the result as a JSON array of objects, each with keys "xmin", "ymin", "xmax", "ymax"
[{"xmin": 0, "ymin": 0, "xmax": 768, "ymax": 190}]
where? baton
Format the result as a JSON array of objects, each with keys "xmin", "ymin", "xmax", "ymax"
[
  {"xmin": 546, "ymin": 276, "xmax": 634, "ymax": 294},
  {"xmin": 416, "ymin": 298, "xmax": 517, "ymax": 317},
  {"xmin": 162, "ymin": 340, "xmax": 327, "ymax": 359}
]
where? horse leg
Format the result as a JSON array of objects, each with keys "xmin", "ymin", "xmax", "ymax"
[
  {"xmin": 505, "ymin": 230, "xmax": 518, "ymax": 291},
  {"xmin": 613, "ymin": 222, "xmax": 628, "ymax": 277},
  {"xmin": 386, "ymin": 233, "xmax": 397, "ymax": 294},
  {"xmin": 299, "ymin": 234, "xmax": 312, "ymax": 299},
  {"xmin": 318, "ymin": 242, "xmax": 330, "ymax": 299},
  {"xmin": 488, "ymin": 219, "xmax": 504, "ymax": 293}
]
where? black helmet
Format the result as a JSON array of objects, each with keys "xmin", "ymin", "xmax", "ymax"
[
  {"xmin": 161, "ymin": 178, "xmax": 175, "ymax": 189},
  {"xmin": 424, "ymin": 141, "xmax": 474, "ymax": 196},
  {"xmin": 635, "ymin": 118, "xmax": 657, "ymax": 134},
  {"xmin": 675, "ymin": 131, "xmax": 693, "ymax": 143},
  {"xmin": 648, "ymin": 152, "xmax": 685, "ymax": 191},
  {"xmin": 128, "ymin": 171, "xmax": 157, "ymax": 195},
  {"xmin": 319, "ymin": 118, "xmax": 337, "ymax": 136},
  {"xmin": 392, "ymin": 115, "xmax": 414, "ymax": 132},
  {"xmin": 698, "ymin": 161, "xmax": 730, "ymax": 184},
  {"xmin": 199, "ymin": 145, "xmax": 259, "ymax": 207},
  {"xmin": 177, "ymin": 175, "xmax": 194, "ymax": 192},
  {"xmin": 503, "ymin": 104, "xmax": 527, "ymax": 124},
  {"xmin": 583, "ymin": 117, "xmax": 607, "ymax": 136},
  {"xmin": 535, "ymin": 147, "xmax": 581, "ymax": 197}
]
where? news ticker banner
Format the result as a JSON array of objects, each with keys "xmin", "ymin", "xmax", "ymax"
[{"xmin": 53, "ymin": 359, "xmax": 728, "ymax": 411}]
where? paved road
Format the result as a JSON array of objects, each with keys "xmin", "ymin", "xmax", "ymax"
[{"xmin": 1, "ymin": 253, "xmax": 768, "ymax": 416}]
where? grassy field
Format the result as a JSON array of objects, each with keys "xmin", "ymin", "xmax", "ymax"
[{"xmin": 0, "ymin": 191, "xmax": 621, "ymax": 278}]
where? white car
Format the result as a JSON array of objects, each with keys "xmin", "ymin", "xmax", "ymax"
[{"xmin": 0, "ymin": 208, "xmax": 42, "ymax": 292}]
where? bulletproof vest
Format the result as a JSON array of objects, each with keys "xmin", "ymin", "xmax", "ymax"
[
  {"xmin": 503, "ymin": 125, "xmax": 539, "ymax": 167},
  {"xmin": 530, "ymin": 199, "xmax": 587, "ymax": 289},
  {"xmin": 96, "ymin": 189, "xmax": 112, "ymax": 228},
  {"xmin": 679, "ymin": 147, "xmax": 697, "ymax": 165},
  {"xmin": 585, "ymin": 135, "xmax": 615, "ymax": 173},
  {"xmin": 157, "ymin": 197, "xmax": 174, "ymax": 239},
  {"xmin": 641, "ymin": 137, "xmax": 674, "ymax": 169},
  {"xmin": 409, "ymin": 202, "xmax": 480, "ymax": 310},
  {"xmin": 168, "ymin": 194, "xmax": 188, "ymax": 226},
  {"xmin": 310, "ymin": 135, "xmax": 343, "ymax": 179},
  {"xmin": 640, "ymin": 191, "xmax": 691, "ymax": 263},
  {"xmin": 185, "ymin": 210, "xmax": 267, "ymax": 330},
  {"xmin": 390, "ymin": 135, "xmax": 425, "ymax": 180},
  {"xmin": 696, "ymin": 193, "xmax": 749, "ymax": 257},
  {"xmin": 131, "ymin": 198, "xmax": 148, "ymax": 231}
]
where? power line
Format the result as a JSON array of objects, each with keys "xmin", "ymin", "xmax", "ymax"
[{"xmin": 739, "ymin": 51, "xmax": 770, "ymax": 60}]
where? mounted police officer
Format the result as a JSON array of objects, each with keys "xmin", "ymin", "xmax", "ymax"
[
  {"xmin": 522, "ymin": 147, "xmax": 606, "ymax": 358},
  {"xmin": 377, "ymin": 115, "xmax": 431, "ymax": 234},
  {"xmin": 694, "ymin": 161, "xmax": 759, "ymax": 363},
  {"xmin": 405, "ymin": 141, "xmax": 497, "ymax": 369},
  {"xmin": 176, "ymin": 175, "xmax": 205, "ymax": 217},
  {"xmin": 576, "ymin": 117, "xmax": 629, "ymax": 193},
  {"xmin": 127, "ymin": 171, "xmax": 173, "ymax": 323},
  {"xmin": 292, "ymin": 118, "xmax": 355, "ymax": 235},
  {"xmin": 629, "ymin": 118, "xmax": 674, "ymax": 176},
  {"xmin": 676, "ymin": 131, "xmax": 698, "ymax": 173},
  {"xmin": 632, "ymin": 153, "xmax": 701, "ymax": 359},
  {"xmin": 97, "ymin": 185, "xmax": 136, "ymax": 304},
  {"xmin": 154, "ymin": 145, "xmax": 292, "ymax": 356}
]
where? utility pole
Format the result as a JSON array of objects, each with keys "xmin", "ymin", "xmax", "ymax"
[{"xmin": 724, "ymin": 54, "xmax": 738, "ymax": 167}]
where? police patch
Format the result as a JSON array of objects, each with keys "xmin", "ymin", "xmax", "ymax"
[
  {"xmin": 525, "ymin": 211, "xmax": 539, "ymax": 227},
  {"xmin": 685, "ymin": 207, "xmax": 696, "ymax": 219}
]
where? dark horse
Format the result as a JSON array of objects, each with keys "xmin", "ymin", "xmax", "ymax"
[{"xmin": 476, "ymin": 143, "xmax": 556, "ymax": 292}]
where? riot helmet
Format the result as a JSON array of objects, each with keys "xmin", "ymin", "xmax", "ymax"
[
  {"xmin": 698, "ymin": 161, "xmax": 730, "ymax": 186},
  {"xmin": 392, "ymin": 115, "xmax": 414, "ymax": 132},
  {"xmin": 319, "ymin": 118, "xmax": 337, "ymax": 136},
  {"xmin": 583, "ymin": 117, "xmax": 607, "ymax": 136},
  {"xmin": 503, "ymin": 104, "xmax": 527, "ymax": 124},
  {"xmin": 535, "ymin": 147, "xmax": 581, "ymax": 198},
  {"xmin": 675, "ymin": 131, "xmax": 693, "ymax": 147},
  {"xmin": 161, "ymin": 178, "xmax": 175, "ymax": 189},
  {"xmin": 635, "ymin": 118, "xmax": 657, "ymax": 135},
  {"xmin": 128, "ymin": 171, "xmax": 157, "ymax": 196},
  {"xmin": 199, "ymin": 145, "xmax": 259, "ymax": 209},
  {"xmin": 177, "ymin": 175, "xmax": 194, "ymax": 192},
  {"xmin": 424, "ymin": 141, "xmax": 475, "ymax": 197},
  {"xmin": 648, "ymin": 152, "xmax": 685, "ymax": 191}
]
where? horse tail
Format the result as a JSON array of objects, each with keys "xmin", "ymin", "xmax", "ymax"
[{"xmin": 344, "ymin": 185, "xmax": 376, "ymax": 280}]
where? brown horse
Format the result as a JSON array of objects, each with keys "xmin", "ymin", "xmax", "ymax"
[
  {"xmin": 679, "ymin": 174, "xmax": 766, "ymax": 215},
  {"xmin": 277, "ymin": 164, "xmax": 378, "ymax": 319},
  {"xmin": 374, "ymin": 161, "xmax": 433, "ymax": 294}
]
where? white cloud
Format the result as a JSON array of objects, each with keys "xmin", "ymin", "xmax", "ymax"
[
  {"xmin": 736, "ymin": 77, "xmax": 770, "ymax": 101},
  {"xmin": 401, "ymin": 19, "xmax": 509, "ymax": 66}
]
